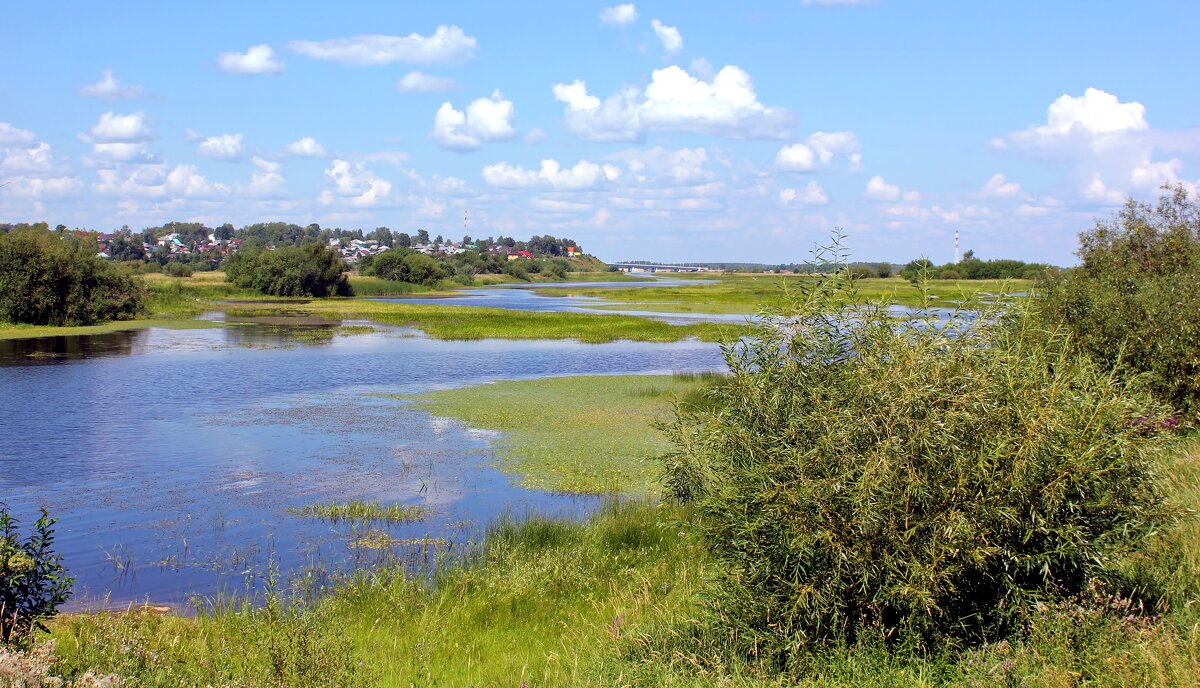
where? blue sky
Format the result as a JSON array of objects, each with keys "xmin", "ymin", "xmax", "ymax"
[{"xmin": 2, "ymin": 1, "xmax": 1198, "ymax": 264}]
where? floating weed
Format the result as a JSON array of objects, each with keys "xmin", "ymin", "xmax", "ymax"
[{"xmin": 287, "ymin": 500, "xmax": 430, "ymax": 524}]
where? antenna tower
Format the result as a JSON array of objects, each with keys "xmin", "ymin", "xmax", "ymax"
[{"xmin": 954, "ymin": 230, "xmax": 960, "ymax": 264}]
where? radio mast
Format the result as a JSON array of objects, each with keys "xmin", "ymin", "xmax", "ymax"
[{"xmin": 954, "ymin": 230, "xmax": 960, "ymax": 264}]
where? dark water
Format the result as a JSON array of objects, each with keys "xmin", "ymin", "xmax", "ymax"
[{"xmin": 0, "ymin": 322, "xmax": 724, "ymax": 607}]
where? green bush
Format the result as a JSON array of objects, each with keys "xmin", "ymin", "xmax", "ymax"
[
  {"xmin": 164, "ymin": 261, "xmax": 193, "ymax": 278},
  {"xmin": 225, "ymin": 243, "xmax": 352, "ymax": 297},
  {"xmin": 366, "ymin": 248, "xmax": 449, "ymax": 287},
  {"xmin": 1, "ymin": 506, "xmax": 73, "ymax": 647},
  {"xmin": 1038, "ymin": 185, "xmax": 1200, "ymax": 415},
  {"xmin": 659, "ymin": 261, "xmax": 1173, "ymax": 662},
  {"xmin": 0, "ymin": 228, "xmax": 145, "ymax": 326}
]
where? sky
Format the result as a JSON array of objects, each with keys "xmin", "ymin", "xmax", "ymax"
[{"xmin": 2, "ymin": 1, "xmax": 1198, "ymax": 265}]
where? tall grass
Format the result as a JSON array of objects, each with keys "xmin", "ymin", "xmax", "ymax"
[{"xmin": 287, "ymin": 501, "xmax": 429, "ymax": 524}]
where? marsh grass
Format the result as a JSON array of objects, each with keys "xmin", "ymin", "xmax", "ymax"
[
  {"xmin": 406, "ymin": 374, "xmax": 707, "ymax": 494},
  {"xmin": 290, "ymin": 299, "xmax": 746, "ymax": 343},
  {"xmin": 546, "ymin": 275, "xmax": 1029, "ymax": 315},
  {"xmin": 287, "ymin": 501, "xmax": 429, "ymax": 524}
]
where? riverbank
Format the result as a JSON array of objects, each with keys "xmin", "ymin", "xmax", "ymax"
[{"xmin": 44, "ymin": 436, "xmax": 1200, "ymax": 686}]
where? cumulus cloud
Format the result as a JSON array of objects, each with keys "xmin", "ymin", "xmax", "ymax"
[
  {"xmin": 599, "ymin": 4, "xmax": 638, "ymax": 25},
  {"xmin": 1, "ymin": 176, "xmax": 83, "ymax": 198},
  {"xmin": 0, "ymin": 123, "xmax": 36, "ymax": 147},
  {"xmin": 319, "ymin": 159, "xmax": 392, "ymax": 207},
  {"xmin": 981, "ymin": 173, "xmax": 1020, "ymax": 197},
  {"xmin": 86, "ymin": 111, "xmax": 154, "ymax": 143},
  {"xmin": 397, "ymin": 71, "xmax": 458, "ymax": 92},
  {"xmin": 217, "ymin": 45, "xmax": 285, "ymax": 75},
  {"xmin": 779, "ymin": 180, "xmax": 829, "ymax": 206},
  {"xmin": 553, "ymin": 64, "xmax": 793, "ymax": 141},
  {"xmin": 531, "ymin": 198, "xmax": 592, "ymax": 213},
  {"xmin": 290, "ymin": 26, "xmax": 476, "ymax": 66},
  {"xmin": 431, "ymin": 91, "xmax": 517, "ymax": 151},
  {"xmin": 650, "ymin": 19, "xmax": 683, "ymax": 53},
  {"xmin": 95, "ymin": 164, "xmax": 229, "ymax": 199},
  {"xmin": 481, "ymin": 159, "xmax": 620, "ymax": 190},
  {"xmin": 196, "ymin": 133, "xmax": 244, "ymax": 161},
  {"xmin": 866, "ymin": 175, "xmax": 918, "ymax": 202},
  {"xmin": 284, "ymin": 136, "xmax": 329, "ymax": 158},
  {"xmin": 995, "ymin": 87, "xmax": 1194, "ymax": 203},
  {"xmin": 609, "ymin": 146, "xmax": 713, "ymax": 184},
  {"xmin": 79, "ymin": 70, "xmax": 144, "ymax": 100},
  {"xmin": 775, "ymin": 131, "xmax": 861, "ymax": 171},
  {"xmin": 247, "ymin": 156, "xmax": 286, "ymax": 197},
  {"xmin": 88, "ymin": 142, "xmax": 159, "ymax": 164}
]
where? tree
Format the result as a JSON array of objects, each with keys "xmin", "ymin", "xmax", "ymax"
[
  {"xmin": 395, "ymin": 232, "xmax": 412, "ymax": 248},
  {"xmin": 215, "ymin": 223, "xmax": 235, "ymax": 241},
  {"xmin": 415, "ymin": 229, "xmax": 430, "ymax": 245},
  {"xmin": 225, "ymin": 243, "xmax": 352, "ymax": 297},
  {"xmin": 0, "ymin": 227, "xmax": 145, "ymax": 326},
  {"xmin": 367, "ymin": 248, "xmax": 449, "ymax": 286}
]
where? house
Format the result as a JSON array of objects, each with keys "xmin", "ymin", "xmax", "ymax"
[
  {"xmin": 507, "ymin": 249, "xmax": 534, "ymax": 261},
  {"xmin": 566, "ymin": 246, "xmax": 577, "ymax": 257}
]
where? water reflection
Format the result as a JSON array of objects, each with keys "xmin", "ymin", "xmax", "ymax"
[{"xmin": 0, "ymin": 329, "xmax": 148, "ymax": 366}]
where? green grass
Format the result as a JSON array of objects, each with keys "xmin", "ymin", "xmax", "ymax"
[
  {"xmin": 287, "ymin": 500, "xmax": 430, "ymax": 524},
  {"xmin": 0, "ymin": 317, "xmax": 220, "ymax": 340},
  {"xmin": 539, "ymin": 275, "xmax": 1031, "ymax": 315},
  {"xmin": 284, "ymin": 300, "xmax": 747, "ymax": 343},
  {"xmin": 405, "ymin": 374, "xmax": 707, "ymax": 494},
  {"xmin": 44, "ymin": 450, "xmax": 1200, "ymax": 686}
]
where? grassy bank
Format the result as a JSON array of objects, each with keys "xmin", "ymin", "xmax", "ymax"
[
  {"xmin": 539, "ymin": 275, "xmax": 1030, "ymax": 315},
  {"xmin": 45, "ymin": 440, "xmax": 1200, "ymax": 686},
  {"xmin": 277, "ymin": 299, "xmax": 746, "ymax": 343},
  {"xmin": 0, "ymin": 318, "xmax": 220, "ymax": 341},
  {"xmin": 406, "ymin": 374, "xmax": 708, "ymax": 494}
]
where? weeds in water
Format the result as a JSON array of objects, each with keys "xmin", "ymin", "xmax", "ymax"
[{"xmin": 287, "ymin": 501, "xmax": 430, "ymax": 524}]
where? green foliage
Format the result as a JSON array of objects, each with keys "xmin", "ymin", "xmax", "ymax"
[
  {"xmin": 659, "ymin": 246, "xmax": 1173, "ymax": 661},
  {"xmin": 365, "ymin": 248, "xmax": 449, "ymax": 286},
  {"xmin": 0, "ymin": 228, "xmax": 146, "ymax": 326},
  {"xmin": 224, "ymin": 243, "xmax": 352, "ymax": 297},
  {"xmin": 163, "ymin": 261, "xmax": 193, "ymax": 278},
  {"xmin": 1039, "ymin": 185, "xmax": 1200, "ymax": 415},
  {"xmin": 1, "ymin": 506, "xmax": 73, "ymax": 647}
]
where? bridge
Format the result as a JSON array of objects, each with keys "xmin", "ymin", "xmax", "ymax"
[{"xmin": 608, "ymin": 262, "xmax": 711, "ymax": 274}]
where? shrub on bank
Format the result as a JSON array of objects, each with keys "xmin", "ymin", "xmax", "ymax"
[
  {"xmin": 363, "ymin": 248, "xmax": 449, "ymax": 287},
  {"xmin": 224, "ymin": 243, "xmax": 352, "ymax": 297},
  {"xmin": 1038, "ymin": 184, "xmax": 1200, "ymax": 415},
  {"xmin": 0, "ymin": 228, "xmax": 145, "ymax": 326},
  {"xmin": 659, "ymin": 263, "xmax": 1174, "ymax": 663},
  {"xmin": 1, "ymin": 506, "xmax": 73, "ymax": 648}
]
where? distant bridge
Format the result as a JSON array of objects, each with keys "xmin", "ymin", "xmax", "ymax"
[{"xmin": 608, "ymin": 262, "xmax": 711, "ymax": 274}]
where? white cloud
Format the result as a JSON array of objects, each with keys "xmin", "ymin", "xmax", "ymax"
[
  {"xmin": 775, "ymin": 131, "xmax": 861, "ymax": 171},
  {"xmin": 431, "ymin": 91, "xmax": 517, "ymax": 151},
  {"xmin": 397, "ymin": 71, "xmax": 458, "ymax": 92},
  {"xmin": 482, "ymin": 159, "xmax": 620, "ymax": 190},
  {"xmin": 609, "ymin": 146, "xmax": 713, "ymax": 184},
  {"xmin": 290, "ymin": 26, "xmax": 476, "ymax": 66},
  {"xmin": 0, "ymin": 123, "xmax": 36, "ymax": 147},
  {"xmin": 247, "ymin": 156, "xmax": 286, "ymax": 197},
  {"xmin": 866, "ymin": 175, "xmax": 918, "ymax": 202},
  {"xmin": 779, "ymin": 181, "xmax": 829, "ymax": 206},
  {"xmin": 79, "ymin": 70, "xmax": 144, "ymax": 100},
  {"xmin": 284, "ymin": 136, "xmax": 329, "ymax": 158},
  {"xmin": 650, "ymin": 19, "xmax": 683, "ymax": 53},
  {"xmin": 319, "ymin": 159, "xmax": 392, "ymax": 207},
  {"xmin": 553, "ymin": 64, "xmax": 793, "ymax": 141},
  {"xmin": 95, "ymin": 164, "xmax": 229, "ymax": 199},
  {"xmin": 0, "ymin": 176, "xmax": 82, "ymax": 198},
  {"xmin": 196, "ymin": 133, "xmax": 244, "ymax": 161},
  {"xmin": 599, "ymin": 4, "xmax": 638, "ymax": 25},
  {"xmin": 1, "ymin": 142, "xmax": 55, "ymax": 173},
  {"xmin": 415, "ymin": 198, "xmax": 447, "ymax": 219},
  {"xmin": 996, "ymin": 87, "xmax": 1194, "ymax": 203},
  {"xmin": 88, "ymin": 142, "xmax": 159, "ymax": 164},
  {"xmin": 982, "ymin": 173, "xmax": 1021, "ymax": 197},
  {"xmin": 217, "ymin": 45, "xmax": 285, "ymax": 75},
  {"xmin": 86, "ymin": 111, "xmax": 154, "ymax": 142}
]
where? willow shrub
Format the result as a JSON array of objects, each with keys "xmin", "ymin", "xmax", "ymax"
[
  {"xmin": 1038, "ymin": 184, "xmax": 1200, "ymax": 416},
  {"xmin": 224, "ymin": 243, "xmax": 352, "ymax": 297},
  {"xmin": 659, "ymin": 263, "xmax": 1175, "ymax": 663}
]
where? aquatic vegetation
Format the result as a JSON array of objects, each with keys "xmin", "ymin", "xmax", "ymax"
[
  {"xmin": 287, "ymin": 501, "xmax": 430, "ymax": 524},
  {"xmin": 407, "ymin": 374, "xmax": 710, "ymax": 494}
]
